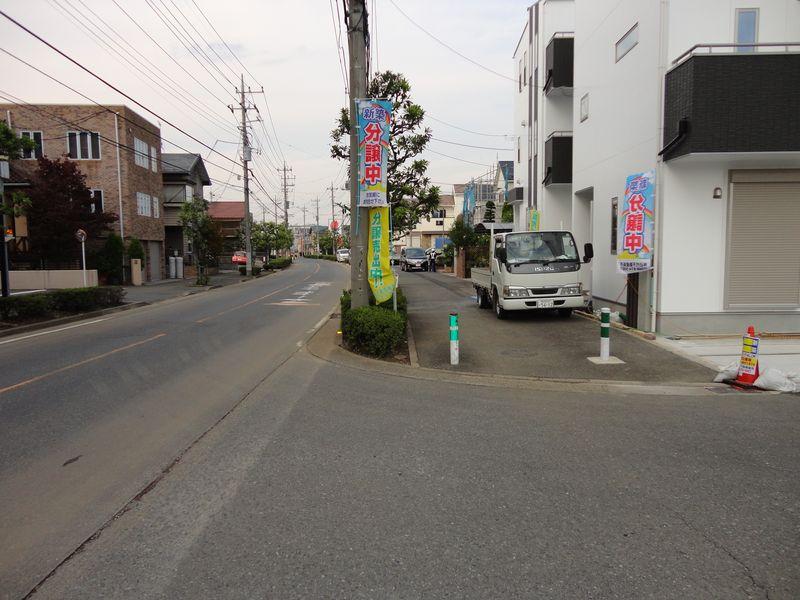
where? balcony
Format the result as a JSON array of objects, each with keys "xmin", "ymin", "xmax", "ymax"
[
  {"xmin": 543, "ymin": 132, "xmax": 572, "ymax": 185},
  {"xmin": 662, "ymin": 43, "xmax": 800, "ymax": 160},
  {"xmin": 544, "ymin": 33, "xmax": 574, "ymax": 94}
]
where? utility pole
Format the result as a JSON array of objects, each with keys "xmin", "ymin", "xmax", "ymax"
[
  {"xmin": 314, "ymin": 196, "xmax": 320, "ymax": 254},
  {"xmin": 278, "ymin": 162, "xmax": 293, "ymax": 227},
  {"xmin": 234, "ymin": 74, "xmax": 253, "ymax": 276},
  {"xmin": 300, "ymin": 206, "xmax": 308, "ymax": 255},
  {"xmin": 327, "ymin": 182, "xmax": 337, "ymax": 253},
  {"xmin": 347, "ymin": 0, "xmax": 369, "ymax": 308}
]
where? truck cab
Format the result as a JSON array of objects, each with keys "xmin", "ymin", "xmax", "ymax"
[{"xmin": 471, "ymin": 230, "xmax": 593, "ymax": 319}]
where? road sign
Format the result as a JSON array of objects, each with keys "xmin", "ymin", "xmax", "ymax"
[
  {"xmin": 4, "ymin": 228, "xmax": 13, "ymax": 242},
  {"xmin": 331, "ymin": 219, "xmax": 339, "ymax": 231},
  {"xmin": 75, "ymin": 229, "xmax": 87, "ymax": 243}
]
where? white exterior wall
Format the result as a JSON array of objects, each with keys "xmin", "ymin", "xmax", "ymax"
[
  {"xmin": 571, "ymin": 0, "xmax": 800, "ymax": 329},
  {"xmin": 512, "ymin": 20, "xmax": 530, "ymax": 232},
  {"xmin": 572, "ymin": 0, "xmax": 662, "ymax": 307}
]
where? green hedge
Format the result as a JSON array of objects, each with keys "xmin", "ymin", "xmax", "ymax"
[
  {"xmin": 267, "ymin": 257, "xmax": 292, "ymax": 270},
  {"xmin": 0, "ymin": 287, "xmax": 126, "ymax": 322},
  {"xmin": 306, "ymin": 254, "xmax": 336, "ymax": 261},
  {"xmin": 340, "ymin": 287, "xmax": 408, "ymax": 358}
]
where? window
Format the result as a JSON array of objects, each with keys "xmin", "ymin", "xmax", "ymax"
[
  {"xmin": 611, "ymin": 197, "xmax": 618, "ymax": 254},
  {"xmin": 89, "ymin": 189, "xmax": 103, "ymax": 214},
  {"xmin": 432, "ymin": 209, "xmax": 446, "ymax": 219},
  {"xmin": 20, "ymin": 131, "xmax": 43, "ymax": 159},
  {"xmin": 580, "ymin": 93, "xmax": 589, "ymax": 122},
  {"xmin": 185, "ymin": 184, "xmax": 194, "ymax": 201},
  {"xmin": 523, "ymin": 51, "xmax": 527, "ymax": 85},
  {"xmin": 134, "ymin": 137, "xmax": 149, "ymax": 168},
  {"xmin": 615, "ymin": 24, "xmax": 639, "ymax": 62},
  {"xmin": 517, "ymin": 137, "xmax": 521, "ymax": 164},
  {"xmin": 67, "ymin": 131, "xmax": 100, "ymax": 159},
  {"xmin": 735, "ymin": 9, "xmax": 758, "ymax": 52},
  {"xmin": 150, "ymin": 146, "xmax": 158, "ymax": 172},
  {"xmin": 152, "ymin": 196, "xmax": 160, "ymax": 218},
  {"xmin": 137, "ymin": 192, "xmax": 151, "ymax": 216},
  {"xmin": 518, "ymin": 59, "xmax": 523, "ymax": 92}
]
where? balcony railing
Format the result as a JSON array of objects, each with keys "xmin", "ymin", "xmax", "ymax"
[
  {"xmin": 672, "ymin": 42, "xmax": 800, "ymax": 67},
  {"xmin": 544, "ymin": 32, "xmax": 574, "ymax": 93}
]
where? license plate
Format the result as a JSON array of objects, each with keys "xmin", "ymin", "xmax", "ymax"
[{"xmin": 538, "ymin": 299, "xmax": 555, "ymax": 308}]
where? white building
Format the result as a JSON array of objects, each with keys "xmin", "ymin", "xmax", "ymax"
[
  {"xmin": 513, "ymin": 0, "xmax": 800, "ymax": 334},
  {"xmin": 401, "ymin": 193, "xmax": 461, "ymax": 251},
  {"xmin": 510, "ymin": 0, "xmax": 575, "ymax": 233}
]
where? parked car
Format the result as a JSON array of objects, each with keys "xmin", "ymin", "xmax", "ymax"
[
  {"xmin": 232, "ymin": 251, "xmax": 247, "ymax": 265},
  {"xmin": 336, "ymin": 248, "xmax": 350, "ymax": 263},
  {"xmin": 400, "ymin": 247, "xmax": 428, "ymax": 271}
]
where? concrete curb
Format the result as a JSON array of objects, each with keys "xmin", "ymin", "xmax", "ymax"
[
  {"xmin": 0, "ymin": 302, "xmax": 149, "ymax": 339},
  {"xmin": 305, "ymin": 317, "xmax": 748, "ymax": 397},
  {"xmin": 406, "ymin": 319, "xmax": 420, "ymax": 368}
]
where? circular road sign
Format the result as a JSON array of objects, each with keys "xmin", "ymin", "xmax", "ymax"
[
  {"xmin": 331, "ymin": 220, "xmax": 339, "ymax": 230},
  {"xmin": 75, "ymin": 229, "xmax": 87, "ymax": 243}
]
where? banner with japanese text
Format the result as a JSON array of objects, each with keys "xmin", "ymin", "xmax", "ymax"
[
  {"xmin": 356, "ymin": 99, "xmax": 392, "ymax": 207},
  {"xmin": 617, "ymin": 170, "xmax": 655, "ymax": 274},
  {"xmin": 367, "ymin": 206, "xmax": 396, "ymax": 303}
]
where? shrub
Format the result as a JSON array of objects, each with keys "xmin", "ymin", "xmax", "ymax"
[
  {"xmin": 342, "ymin": 306, "xmax": 406, "ymax": 357},
  {"xmin": 127, "ymin": 237, "xmax": 145, "ymax": 261},
  {"xmin": 267, "ymin": 257, "xmax": 292, "ymax": 270},
  {"xmin": 252, "ymin": 265, "xmax": 262, "ymax": 276},
  {"xmin": 0, "ymin": 286, "xmax": 124, "ymax": 322},
  {"xmin": 95, "ymin": 233, "xmax": 124, "ymax": 284},
  {"xmin": 306, "ymin": 254, "xmax": 336, "ymax": 261},
  {"xmin": 239, "ymin": 265, "xmax": 247, "ymax": 276}
]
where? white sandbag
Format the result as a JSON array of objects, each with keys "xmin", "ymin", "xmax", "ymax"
[
  {"xmin": 754, "ymin": 368, "xmax": 800, "ymax": 393},
  {"xmin": 713, "ymin": 360, "xmax": 740, "ymax": 383}
]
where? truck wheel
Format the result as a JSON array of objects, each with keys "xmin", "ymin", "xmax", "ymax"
[
  {"xmin": 558, "ymin": 308, "xmax": 573, "ymax": 318},
  {"xmin": 479, "ymin": 289, "xmax": 490, "ymax": 309},
  {"xmin": 492, "ymin": 289, "xmax": 507, "ymax": 320}
]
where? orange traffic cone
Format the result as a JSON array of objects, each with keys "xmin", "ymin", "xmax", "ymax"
[{"xmin": 733, "ymin": 325, "xmax": 760, "ymax": 387}]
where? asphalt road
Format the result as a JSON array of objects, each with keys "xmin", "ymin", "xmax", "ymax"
[
  {"xmin": 0, "ymin": 258, "xmax": 347, "ymax": 600},
  {"xmin": 2, "ymin": 261, "xmax": 799, "ymax": 599}
]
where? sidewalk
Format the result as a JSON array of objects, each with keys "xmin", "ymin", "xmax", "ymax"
[
  {"xmin": 656, "ymin": 335, "xmax": 800, "ymax": 372},
  {"xmin": 122, "ymin": 270, "xmax": 248, "ymax": 304},
  {"xmin": 401, "ymin": 271, "xmax": 716, "ymax": 384}
]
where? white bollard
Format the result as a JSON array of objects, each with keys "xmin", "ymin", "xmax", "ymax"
[
  {"xmin": 600, "ymin": 307, "xmax": 610, "ymax": 361},
  {"xmin": 449, "ymin": 312, "xmax": 459, "ymax": 366}
]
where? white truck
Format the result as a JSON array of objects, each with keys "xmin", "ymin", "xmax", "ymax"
[{"xmin": 471, "ymin": 230, "xmax": 593, "ymax": 319}]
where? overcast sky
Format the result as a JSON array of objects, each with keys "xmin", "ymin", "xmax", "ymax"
[{"xmin": 0, "ymin": 0, "xmax": 528, "ymax": 224}]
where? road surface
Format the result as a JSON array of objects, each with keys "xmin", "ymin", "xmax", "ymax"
[{"xmin": 1, "ymin": 260, "xmax": 798, "ymax": 599}]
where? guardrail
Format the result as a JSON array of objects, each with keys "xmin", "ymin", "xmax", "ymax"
[{"xmin": 672, "ymin": 42, "xmax": 800, "ymax": 66}]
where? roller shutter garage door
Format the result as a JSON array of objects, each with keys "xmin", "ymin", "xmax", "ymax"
[{"xmin": 727, "ymin": 172, "xmax": 800, "ymax": 308}]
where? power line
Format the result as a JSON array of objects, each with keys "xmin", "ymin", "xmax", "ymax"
[
  {"xmin": 426, "ymin": 114, "xmax": 510, "ymax": 138},
  {"xmin": 328, "ymin": 0, "xmax": 349, "ymax": 94},
  {"xmin": 386, "ymin": 0, "xmax": 515, "ymax": 83},
  {"xmin": 0, "ymin": 10, "xmax": 241, "ymax": 169},
  {"xmin": 109, "ymin": 0, "xmax": 233, "ymax": 108},
  {"xmin": 425, "ymin": 147, "xmax": 493, "ymax": 167},
  {"xmin": 430, "ymin": 137, "xmax": 512, "ymax": 151},
  {"xmin": 46, "ymin": 0, "xmax": 234, "ymax": 140}
]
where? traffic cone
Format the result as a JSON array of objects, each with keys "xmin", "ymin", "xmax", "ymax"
[{"xmin": 733, "ymin": 325, "xmax": 760, "ymax": 387}]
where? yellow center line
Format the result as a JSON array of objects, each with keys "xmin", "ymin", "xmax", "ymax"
[
  {"xmin": 0, "ymin": 333, "xmax": 168, "ymax": 396},
  {"xmin": 195, "ymin": 263, "xmax": 322, "ymax": 324}
]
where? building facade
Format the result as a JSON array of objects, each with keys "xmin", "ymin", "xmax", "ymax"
[
  {"xmin": 512, "ymin": 0, "xmax": 800, "ymax": 334},
  {"xmin": 1, "ymin": 103, "xmax": 166, "ymax": 281},
  {"xmin": 161, "ymin": 153, "xmax": 210, "ymax": 266},
  {"xmin": 401, "ymin": 193, "xmax": 460, "ymax": 251}
]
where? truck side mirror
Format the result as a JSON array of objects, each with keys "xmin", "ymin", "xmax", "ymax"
[
  {"xmin": 583, "ymin": 242, "xmax": 594, "ymax": 263},
  {"xmin": 495, "ymin": 247, "xmax": 507, "ymax": 264}
]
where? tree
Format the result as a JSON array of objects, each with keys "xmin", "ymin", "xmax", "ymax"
[
  {"xmin": 330, "ymin": 70, "xmax": 440, "ymax": 237},
  {"xmin": 0, "ymin": 122, "xmax": 34, "ymax": 158},
  {"xmin": 180, "ymin": 196, "xmax": 221, "ymax": 285},
  {"xmin": 501, "ymin": 202, "xmax": 514, "ymax": 223},
  {"xmin": 26, "ymin": 157, "xmax": 116, "ymax": 265},
  {"xmin": 95, "ymin": 233, "xmax": 124, "ymax": 284},
  {"xmin": 127, "ymin": 237, "xmax": 145, "ymax": 261},
  {"xmin": 483, "ymin": 200, "xmax": 496, "ymax": 223},
  {"xmin": 317, "ymin": 229, "xmax": 334, "ymax": 255},
  {"xmin": 448, "ymin": 215, "xmax": 477, "ymax": 250},
  {"xmin": 252, "ymin": 222, "xmax": 293, "ymax": 258}
]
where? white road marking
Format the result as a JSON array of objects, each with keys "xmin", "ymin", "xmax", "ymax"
[{"xmin": 0, "ymin": 318, "xmax": 111, "ymax": 346}]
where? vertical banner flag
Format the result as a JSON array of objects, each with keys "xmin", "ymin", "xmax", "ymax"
[
  {"xmin": 356, "ymin": 99, "xmax": 392, "ymax": 207},
  {"xmin": 367, "ymin": 206, "xmax": 396, "ymax": 303},
  {"xmin": 528, "ymin": 209, "xmax": 541, "ymax": 232},
  {"xmin": 617, "ymin": 170, "xmax": 655, "ymax": 273}
]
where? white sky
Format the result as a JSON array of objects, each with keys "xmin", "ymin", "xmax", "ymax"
[{"xmin": 0, "ymin": 0, "xmax": 528, "ymax": 225}]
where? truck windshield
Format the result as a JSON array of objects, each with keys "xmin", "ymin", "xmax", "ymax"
[{"xmin": 505, "ymin": 232, "xmax": 579, "ymax": 263}]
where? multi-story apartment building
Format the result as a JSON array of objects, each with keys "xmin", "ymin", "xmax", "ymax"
[
  {"xmin": 1, "ymin": 103, "xmax": 166, "ymax": 281},
  {"xmin": 512, "ymin": 0, "xmax": 800, "ymax": 334},
  {"xmin": 510, "ymin": 0, "xmax": 575, "ymax": 233}
]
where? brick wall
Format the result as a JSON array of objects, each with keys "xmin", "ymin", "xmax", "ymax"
[{"xmin": 1, "ymin": 103, "xmax": 166, "ymax": 280}]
